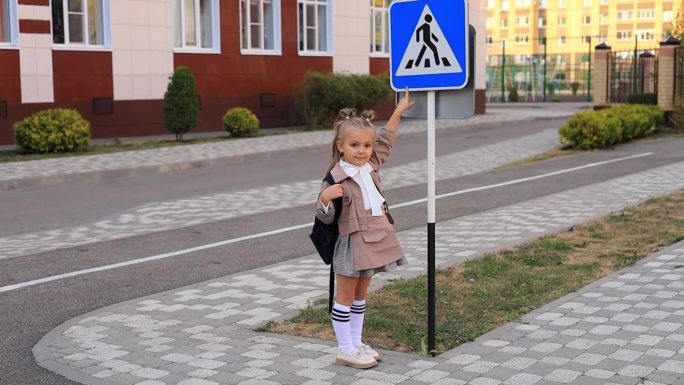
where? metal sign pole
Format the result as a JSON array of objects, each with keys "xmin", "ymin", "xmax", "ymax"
[{"xmin": 427, "ymin": 90, "xmax": 436, "ymax": 354}]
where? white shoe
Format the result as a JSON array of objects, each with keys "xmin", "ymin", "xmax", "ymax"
[
  {"xmin": 358, "ymin": 344, "xmax": 381, "ymax": 361},
  {"xmin": 335, "ymin": 348, "xmax": 377, "ymax": 369}
]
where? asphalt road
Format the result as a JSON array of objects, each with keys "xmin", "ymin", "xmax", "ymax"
[{"xmin": 2, "ymin": 119, "xmax": 683, "ymax": 385}]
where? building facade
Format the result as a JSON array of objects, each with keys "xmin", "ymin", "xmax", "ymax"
[
  {"xmin": 484, "ymin": 0, "xmax": 682, "ymax": 98},
  {"xmin": 0, "ymin": 0, "xmax": 486, "ymax": 145}
]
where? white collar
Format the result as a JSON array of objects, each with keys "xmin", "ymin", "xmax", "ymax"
[
  {"xmin": 339, "ymin": 160, "xmax": 373, "ymax": 177},
  {"xmin": 338, "ymin": 160, "xmax": 385, "ymax": 216}
]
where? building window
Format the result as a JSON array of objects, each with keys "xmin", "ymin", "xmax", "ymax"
[
  {"xmin": 175, "ymin": 0, "xmax": 219, "ymax": 51},
  {"xmin": 52, "ymin": 0, "xmax": 110, "ymax": 47},
  {"xmin": 558, "ymin": 36, "xmax": 566, "ymax": 45},
  {"xmin": 516, "ymin": 16, "xmax": 529, "ymax": 25},
  {"xmin": 370, "ymin": 0, "xmax": 389, "ymax": 55},
  {"xmin": 617, "ymin": 30, "xmax": 632, "ymax": 40},
  {"xmin": 298, "ymin": 0, "xmax": 331, "ymax": 54},
  {"xmin": 0, "ymin": 0, "xmax": 18, "ymax": 46},
  {"xmin": 583, "ymin": 15, "xmax": 591, "ymax": 24},
  {"xmin": 240, "ymin": 0, "xmax": 281, "ymax": 53},
  {"xmin": 557, "ymin": 16, "xmax": 566, "ymax": 26}
]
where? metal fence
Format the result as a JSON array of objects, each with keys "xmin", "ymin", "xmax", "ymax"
[
  {"xmin": 675, "ymin": 47, "xmax": 684, "ymax": 101},
  {"xmin": 607, "ymin": 49, "xmax": 658, "ymax": 104},
  {"xmin": 485, "ymin": 55, "xmax": 593, "ymax": 102}
]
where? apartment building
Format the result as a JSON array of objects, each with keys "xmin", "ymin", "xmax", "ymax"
[
  {"xmin": 485, "ymin": 0, "xmax": 682, "ymax": 91},
  {"xmin": 0, "ymin": 0, "xmax": 486, "ymax": 146}
]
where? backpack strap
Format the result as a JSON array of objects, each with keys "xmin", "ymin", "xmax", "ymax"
[{"xmin": 323, "ymin": 172, "xmax": 341, "ymax": 314}]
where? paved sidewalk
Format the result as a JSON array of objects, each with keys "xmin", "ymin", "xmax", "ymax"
[
  {"xmin": 0, "ymin": 104, "xmax": 583, "ymax": 191},
  {"xmin": 34, "ymin": 160, "xmax": 684, "ymax": 385}
]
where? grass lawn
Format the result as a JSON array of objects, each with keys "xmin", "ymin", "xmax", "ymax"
[{"xmin": 263, "ymin": 190, "xmax": 684, "ymax": 355}]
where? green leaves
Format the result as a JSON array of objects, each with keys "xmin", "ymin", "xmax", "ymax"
[
  {"xmin": 559, "ymin": 104, "xmax": 663, "ymax": 149},
  {"xmin": 163, "ymin": 66, "xmax": 200, "ymax": 141},
  {"xmin": 223, "ymin": 107, "xmax": 260, "ymax": 137},
  {"xmin": 13, "ymin": 108, "xmax": 90, "ymax": 153}
]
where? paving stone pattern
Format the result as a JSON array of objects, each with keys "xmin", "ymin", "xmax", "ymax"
[
  {"xmin": 0, "ymin": 108, "xmax": 574, "ymax": 190},
  {"xmin": 0, "ymin": 130, "xmax": 559, "ymax": 260},
  {"xmin": 34, "ymin": 160, "xmax": 684, "ymax": 385}
]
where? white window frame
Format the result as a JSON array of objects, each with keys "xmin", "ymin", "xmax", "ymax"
[
  {"xmin": 0, "ymin": 0, "xmax": 18, "ymax": 48},
  {"xmin": 240, "ymin": 0, "xmax": 282, "ymax": 55},
  {"xmin": 175, "ymin": 0, "xmax": 221, "ymax": 54},
  {"xmin": 297, "ymin": 0, "xmax": 332, "ymax": 56},
  {"xmin": 370, "ymin": 0, "xmax": 389, "ymax": 57},
  {"xmin": 51, "ymin": 0, "xmax": 111, "ymax": 51}
]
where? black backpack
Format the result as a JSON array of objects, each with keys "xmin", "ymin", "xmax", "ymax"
[{"xmin": 309, "ymin": 172, "xmax": 341, "ymax": 313}]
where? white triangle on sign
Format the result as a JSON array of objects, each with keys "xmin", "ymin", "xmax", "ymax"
[{"xmin": 395, "ymin": 5, "xmax": 462, "ymax": 77}]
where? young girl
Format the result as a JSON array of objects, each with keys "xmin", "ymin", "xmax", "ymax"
[{"xmin": 316, "ymin": 90, "xmax": 414, "ymax": 369}]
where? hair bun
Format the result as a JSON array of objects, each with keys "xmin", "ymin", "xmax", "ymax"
[
  {"xmin": 338, "ymin": 108, "xmax": 358, "ymax": 120},
  {"xmin": 360, "ymin": 110, "xmax": 374, "ymax": 122}
]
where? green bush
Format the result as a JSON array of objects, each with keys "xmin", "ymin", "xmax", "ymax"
[
  {"xmin": 13, "ymin": 108, "xmax": 90, "ymax": 153},
  {"xmin": 295, "ymin": 71, "xmax": 393, "ymax": 129},
  {"xmin": 570, "ymin": 82, "xmax": 581, "ymax": 95},
  {"xmin": 508, "ymin": 86, "xmax": 519, "ymax": 102},
  {"xmin": 627, "ymin": 93, "xmax": 657, "ymax": 105},
  {"xmin": 559, "ymin": 104, "xmax": 663, "ymax": 149},
  {"xmin": 163, "ymin": 66, "xmax": 199, "ymax": 141},
  {"xmin": 560, "ymin": 110, "xmax": 622, "ymax": 149},
  {"xmin": 223, "ymin": 107, "xmax": 260, "ymax": 137}
]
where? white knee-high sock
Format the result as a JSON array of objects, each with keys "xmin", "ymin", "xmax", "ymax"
[
  {"xmin": 331, "ymin": 303, "xmax": 355, "ymax": 354},
  {"xmin": 350, "ymin": 299, "xmax": 366, "ymax": 348}
]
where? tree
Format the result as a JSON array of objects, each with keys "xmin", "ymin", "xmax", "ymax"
[
  {"xmin": 163, "ymin": 66, "xmax": 200, "ymax": 141},
  {"xmin": 665, "ymin": 11, "xmax": 684, "ymax": 41}
]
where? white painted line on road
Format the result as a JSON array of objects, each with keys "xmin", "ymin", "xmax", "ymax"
[
  {"xmin": 0, "ymin": 152, "xmax": 653, "ymax": 293},
  {"xmin": 392, "ymin": 152, "xmax": 654, "ymax": 208}
]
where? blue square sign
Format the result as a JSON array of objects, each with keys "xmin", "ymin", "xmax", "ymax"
[{"xmin": 389, "ymin": 0, "xmax": 469, "ymax": 91}]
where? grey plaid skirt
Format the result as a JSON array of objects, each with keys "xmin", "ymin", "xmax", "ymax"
[{"xmin": 332, "ymin": 232, "xmax": 407, "ymax": 277}]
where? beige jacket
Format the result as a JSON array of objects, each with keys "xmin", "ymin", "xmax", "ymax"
[{"xmin": 316, "ymin": 127, "xmax": 395, "ymax": 233}]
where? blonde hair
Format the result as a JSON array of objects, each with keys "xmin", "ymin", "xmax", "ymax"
[{"xmin": 327, "ymin": 108, "xmax": 376, "ymax": 172}]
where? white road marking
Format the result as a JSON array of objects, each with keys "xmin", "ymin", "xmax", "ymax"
[{"xmin": 0, "ymin": 152, "xmax": 653, "ymax": 293}]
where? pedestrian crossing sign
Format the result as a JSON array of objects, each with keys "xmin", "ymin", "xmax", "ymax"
[{"xmin": 389, "ymin": 0, "xmax": 469, "ymax": 91}]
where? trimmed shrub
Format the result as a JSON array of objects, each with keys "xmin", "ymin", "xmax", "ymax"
[
  {"xmin": 13, "ymin": 108, "xmax": 90, "ymax": 153},
  {"xmin": 559, "ymin": 104, "xmax": 664, "ymax": 149},
  {"xmin": 508, "ymin": 86, "xmax": 519, "ymax": 102},
  {"xmin": 295, "ymin": 71, "xmax": 393, "ymax": 129},
  {"xmin": 570, "ymin": 82, "xmax": 581, "ymax": 95},
  {"xmin": 560, "ymin": 110, "xmax": 622, "ymax": 149},
  {"xmin": 223, "ymin": 107, "xmax": 260, "ymax": 137},
  {"xmin": 627, "ymin": 93, "xmax": 657, "ymax": 105},
  {"xmin": 163, "ymin": 66, "xmax": 199, "ymax": 141}
]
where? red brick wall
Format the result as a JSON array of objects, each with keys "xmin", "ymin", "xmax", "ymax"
[{"xmin": 175, "ymin": 0, "xmax": 332, "ymax": 129}]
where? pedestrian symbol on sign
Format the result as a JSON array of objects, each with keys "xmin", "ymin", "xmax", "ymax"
[{"xmin": 395, "ymin": 5, "xmax": 462, "ymax": 77}]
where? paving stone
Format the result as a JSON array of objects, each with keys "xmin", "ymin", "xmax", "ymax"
[{"xmin": 27, "ymin": 153, "xmax": 684, "ymax": 385}]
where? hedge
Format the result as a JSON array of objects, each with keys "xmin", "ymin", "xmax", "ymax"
[
  {"xmin": 559, "ymin": 104, "xmax": 663, "ymax": 150},
  {"xmin": 295, "ymin": 71, "xmax": 393, "ymax": 129}
]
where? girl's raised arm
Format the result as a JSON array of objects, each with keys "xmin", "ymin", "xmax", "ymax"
[{"xmin": 384, "ymin": 88, "xmax": 415, "ymax": 134}]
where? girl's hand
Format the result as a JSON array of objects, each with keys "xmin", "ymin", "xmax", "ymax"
[
  {"xmin": 320, "ymin": 183, "xmax": 343, "ymax": 205},
  {"xmin": 396, "ymin": 88, "xmax": 415, "ymax": 114}
]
